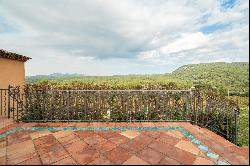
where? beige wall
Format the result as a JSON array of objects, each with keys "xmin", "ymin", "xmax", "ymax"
[{"xmin": 0, "ymin": 57, "xmax": 25, "ymax": 89}]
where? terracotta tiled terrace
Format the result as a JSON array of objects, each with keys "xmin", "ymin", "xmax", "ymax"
[{"xmin": 0, "ymin": 118, "xmax": 249, "ymax": 165}]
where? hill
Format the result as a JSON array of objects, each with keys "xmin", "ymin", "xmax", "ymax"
[{"xmin": 169, "ymin": 62, "xmax": 249, "ymax": 95}]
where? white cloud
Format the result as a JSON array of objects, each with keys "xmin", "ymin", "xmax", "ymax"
[
  {"xmin": 138, "ymin": 32, "xmax": 209, "ymax": 64},
  {"xmin": 160, "ymin": 32, "xmax": 209, "ymax": 54}
]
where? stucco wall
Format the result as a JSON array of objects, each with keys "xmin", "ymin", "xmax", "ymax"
[{"xmin": 0, "ymin": 57, "xmax": 25, "ymax": 89}]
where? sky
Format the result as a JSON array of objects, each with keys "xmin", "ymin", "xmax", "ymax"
[{"xmin": 0, "ymin": 0, "xmax": 249, "ymax": 76}]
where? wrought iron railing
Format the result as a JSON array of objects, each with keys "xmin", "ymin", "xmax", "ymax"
[
  {"xmin": 22, "ymin": 89, "xmax": 192, "ymax": 122},
  {"xmin": 0, "ymin": 85, "xmax": 240, "ymax": 144}
]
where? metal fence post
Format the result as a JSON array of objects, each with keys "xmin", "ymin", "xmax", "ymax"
[
  {"xmin": 67, "ymin": 90, "xmax": 70, "ymax": 121},
  {"xmin": 190, "ymin": 86, "xmax": 196, "ymax": 124},
  {"xmin": 234, "ymin": 108, "xmax": 238, "ymax": 144},
  {"xmin": 7, "ymin": 85, "xmax": 11, "ymax": 119}
]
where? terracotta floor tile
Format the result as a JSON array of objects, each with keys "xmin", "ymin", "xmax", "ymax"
[
  {"xmin": 228, "ymin": 145, "xmax": 249, "ymax": 159},
  {"xmin": 158, "ymin": 157, "xmax": 181, "ymax": 165},
  {"xmin": 148, "ymin": 140, "xmax": 175, "ymax": 155},
  {"xmin": 0, "ymin": 156, "xmax": 6, "ymax": 165},
  {"xmin": 241, "ymin": 146, "xmax": 249, "ymax": 154},
  {"xmin": 108, "ymin": 134, "xmax": 130, "ymax": 146},
  {"xmin": 50, "ymin": 130, "xmax": 59, "ymax": 133},
  {"xmin": 165, "ymin": 147, "xmax": 196, "ymax": 165},
  {"xmin": 0, "ymin": 147, "xmax": 6, "ymax": 158},
  {"xmin": 7, "ymin": 131, "xmax": 32, "ymax": 146},
  {"xmin": 105, "ymin": 123, "xmax": 118, "ymax": 127},
  {"xmin": 96, "ymin": 130, "xmax": 120, "ymax": 139},
  {"xmin": 200, "ymin": 128, "xmax": 232, "ymax": 147},
  {"xmin": 7, "ymin": 140, "xmax": 35, "ymax": 156},
  {"xmin": 117, "ymin": 122, "xmax": 130, "ymax": 127},
  {"xmin": 132, "ymin": 134, "xmax": 154, "ymax": 146},
  {"xmin": 57, "ymin": 134, "xmax": 80, "ymax": 146},
  {"xmin": 88, "ymin": 155, "xmax": 112, "ymax": 165},
  {"xmin": 140, "ymin": 122, "xmax": 156, "ymax": 127},
  {"xmin": 120, "ymin": 130, "xmax": 141, "ymax": 139},
  {"xmin": 175, "ymin": 140, "xmax": 200, "ymax": 155},
  {"xmin": 221, "ymin": 154, "xmax": 249, "ymax": 165},
  {"xmin": 0, "ymin": 141, "xmax": 6, "ymax": 148},
  {"xmin": 52, "ymin": 156, "xmax": 77, "ymax": 165},
  {"xmin": 166, "ymin": 130, "xmax": 184, "ymax": 139},
  {"xmin": 53, "ymin": 130, "xmax": 73, "ymax": 139},
  {"xmin": 30, "ymin": 130, "xmax": 51, "ymax": 140},
  {"xmin": 75, "ymin": 122, "xmax": 91, "ymax": 127},
  {"xmin": 39, "ymin": 146, "xmax": 69, "ymax": 165},
  {"xmin": 119, "ymin": 139, "xmax": 146, "ymax": 154},
  {"xmin": 84, "ymin": 134, "xmax": 107, "ymax": 146},
  {"xmin": 47, "ymin": 123, "xmax": 65, "ymax": 127},
  {"xmin": 75, "ymin": 123, "xmax": 89, "ymax": 127},
  {"xmin": 23, "ymin": 130, "xmax": 38, "ymax": 135},
  {"xmin": 33, "ymin": 134, "xmax": 58, "ymax": 147},
  {"xmin": 94, "ymin": 140, "xmax": 116, "ymax": 154},
  {"xmin": 104, "ymin": 147, "xmax": 131, "ymax": 164},
  {"xmin": 74, "ymin": 130, "xmax": 95, "ymax": 139},
  {"xmin": 36, "ymin": 143, "xmax": 62, "ymax": 155},
  {"xmin": 193, "ymin": 157, "xmax": 215, "ymax": 165},
  {"xmin": 166, "ymin": 122, "xmax": 181, "ymax": 128},
  {"xmin": 8, "ymin": 136, "xmax": 31, "ymax": 146},
  {"xmin": 56, "ymin": 123, "xmax": 68, "ymax": 127},
  {"xmin": 64, "ymin": 140, "xmax": 89, "ymax": 154},
  {"xmin": 65, "ymin": 123, "xmax": 77, "ymax": 127},
  {"xmin": 122, "ymin": 155, "xmax": 149, "ymax": 165},
  {"xmin": 7, "ymin": 150, "xmax": 38, "ymax": 165},
  {"xmin": 143, "ymin": 131, "xmax": 161, "ymax": 139},
  {"xmin": 35, "ymin": 138, "xmax": 58, "ymax": 148},
  {"xmin": 136, "ymin": 147, "xmax": 164, "ymax": 164},
  {"xmin": 115, "ymin": 122, "xmax": 129, "ymax": 127},
  {"xmin": 126, "ymin": 122, "xmax": 142, "ymax": 127},
  {"xmin": 90, "ymin": 122, "xmax": 106, "ymax": 128},
  {"xmin": 21, "ymin": 123, "xmax": 38, "ymax": 128},
  {"xmin": 17, "ymin": 156, "xmax": 42, "ymax": 165},
  {"xmin": 156, "ymin": 133, "xmax": 180, "ymax": 146},
  {"xmin": 70, "ymin": 147, "xmax": 100, "ymax": 165},
  {"xmin": 153, "ymin": 122, "xmax": 166, "ymax": 127}
]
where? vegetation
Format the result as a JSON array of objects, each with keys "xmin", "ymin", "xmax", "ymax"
[
  {"xmin": 237, "ymin": 106, "xmax": 249, "ymax": 146},
  {"xmin": 170, "ymin": 62, "xmax": 249, "ymax": 95},
  {"xmin": 26, "ymin": 62, "xmax": 249, "ymax": 95},
  {"xmin": 228, "ymin": 96, "xmax": 249, "ymax": 146}
]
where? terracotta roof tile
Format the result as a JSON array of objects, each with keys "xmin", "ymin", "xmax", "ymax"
[{"xmin": 0, "ymin": 49, "xmax": 31, "ymax": 62}]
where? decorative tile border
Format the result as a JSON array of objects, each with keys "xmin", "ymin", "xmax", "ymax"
[
  {"xmin": 0, "ymin": 126, "xmax": 230, "ymax": 165},
  {"xmin": 198, "ymin": 145, "xmax": 209, "ymax": 151}
]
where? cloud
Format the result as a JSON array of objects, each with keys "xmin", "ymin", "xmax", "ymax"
[
  {"xmin": 0, "ymin": 0, "xmax": 248, "ymax": 75},
  {"xmin": 138, "ymin": 21, "xmax": 248, "ymax": 65},
  {"xmin": 138, "ymin": 32, "xmax": 209, "ymax": 63},
  {"xmin": 160, "ymin": 32, "xmax": 209, "ymax": 54}
]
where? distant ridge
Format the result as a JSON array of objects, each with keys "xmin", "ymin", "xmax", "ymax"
[{"xmin": 26, "ymin": 73, "xmax": 85, "ymax": 81}]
